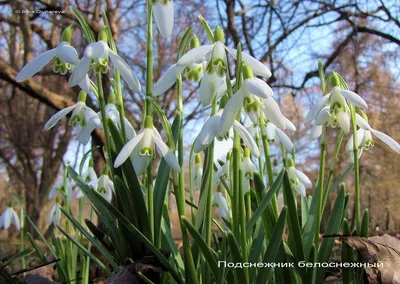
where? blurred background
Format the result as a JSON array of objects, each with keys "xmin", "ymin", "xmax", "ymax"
[{"xmin": 0, "ymin": 0, "xmax": 399, "ymax": 246}]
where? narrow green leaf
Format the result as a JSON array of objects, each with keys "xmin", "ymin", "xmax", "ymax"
[
  {"xmin": 26, "ymin": 233, "xmax": 45, "ymax": 261},
  {"xmin": 70, "ymin": 6, "xmax": 95, "ymax": 43},
  {"xmin": 197, "ymin": 14, "xmax": 214, "ymax": 43},
  {"xmin": 256, "ymin": 207, "xmax": 287, "ymax": 283},
  {"xmin": 2, "ymin": 249, "xmax": 33, "ymax": 267},
  {"xmin": 177, "ymin": 25, "xmax": 194, "ymax": 59},
  {"xmin": 341, "ymin": 218, "xmax": 355, "ymax": 284},
  {"xmin": 226, "ymin": 231, "xmax": 247, "ymax": 284},
  {"xmin": 361, "ymin": 209, "xmax": 369, "ymax": 237}
]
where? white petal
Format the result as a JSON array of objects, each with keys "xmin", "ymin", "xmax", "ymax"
[
  {"xmin": 84, "ymin": 41, "xmax": 108, "ymax": 59},
  {"xmin": 345, "ymin": 129, "xmax": 365, "ymax": 152},
  {"xmin": 152, "ymin": 128, "xmax": 180, "ymax": 172},
  {"xmin": 284, "ymin": 116, "xmax": 296, "ymax": 131},
  {"xmin": 68, "ymin": 57, "xmax": 91, "ymax": 87},
  {"xmin": 75, "ymin": 124, "xmax": 95, "ymax": 145},
  {"xmin": 315, "ymin": 106, "xmax": 331, "ymax": 125},
  {"xmin": 245, "ymin": 78, "xmax": 273, "ymax": 99},
  {"xmin": 12, "ymin": 211, "xmax": 20, "ymax": 231},
  {"xmin": 114, "ymin": 131, "xmax": 145, "ymax": 167},
  {"xmin": 48, "ymin": 183, "xmax": 59, "ymax": 200},
  {"xmin": 56, "ymin": 42, "xmax": 79, "ymax": 65},
  {"xmin": 304, "ymin": 95, "xmax": 330, "ymax": 124},
  {"xmin": 216, "ymin": 79, "xmax": 228, "ymax": 99},
  {"xmin": 295, "ymin": 169, "xmax": 312, "ymax": 189},
  {"xmin": 78, "ymin": 75, "xmax": 92, "ymax": 94},
  {"xmin": 16, "ymin": 49, "xmax": 57, "ymax": 82},
  {"xmin": 153, "ymin": 1, "xmax": 174, "ymax": 38},
  {"xmin": 355, "ymin": 113, "xmax": 371, "ymax": 130},
  {"xmin": 109, "ymin": 51, "xmax": 141, "ymax": 92},
  {"xmin": 225, "ymin": 47, "xmax": 271, "ymax": 78},
  {"xmin": 177, "ymin": 44, "xmax": 214, "ymax": 66},
  {"xmin": 295, "ymin": 183, "xmax": 306, "ymax": 197},
  {"xmin": 199, "ymin": 72, "xmax": 222, "ymax": 107},
  {"xmin": 47, "ymin": 205, "xmax": 55, "ymax": 225},
  {"xmin": 276, "ymin": 128, "xmax": 294, "ymax": 152},
  {"xmin": 53, "ymin": 204, "xmax": 61, "ymax": 225},
  {"xmin": 2, "ymin": 209, "xmax": 11, "ymax": 230},
  {"xmin": 154, "ymin": 64, "xmax": 184, "ymax": 96},
  {"xmin": 218, "ymin": 89, "xmax": 244, "ymax": 134},
  {"xmin": 124, "ymin": 118, "xmax": 136, "ymax": 140},
  {"xmin": 338, "ymin": 112, "xmax": 350, "ymax": 134},
  {"xmin": 132, "ymin": 151, "xmax": 152, "ymax": 175},
  {"xmin": 266, "ymin": 122, "xmax": 276, "ymax": 141},
  {"xmin": 193, "ymin": 115, "xmax": 220, "ymax": 153},
  {"xmin": 263, "ymin": 97, "xmax": 285, "ymax": 129},
  {"xmin": 371, "ymin": 129, "xmax": 400, "ymax": 154},
  {"xmin": 310, "ymin": 124, "xmax": 322, "ymax": 139},
  {"xmin": 233, "ymin": 121, "xmax": 260, "ymax": 157},
  {"xmin": 340, "ymin": 89, "xmax": 368, "ymax": 109},
  {"xmin": 44, "ymin": 104, "xmax": 76, "ymax": 130}
]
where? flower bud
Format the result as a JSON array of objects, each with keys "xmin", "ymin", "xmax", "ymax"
[{"xmin": 195, "ymin": 153, "xmax": 202, "ymax": 165}]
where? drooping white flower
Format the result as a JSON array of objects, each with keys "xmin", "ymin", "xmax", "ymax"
[
  {"xmin": 114, "ymin": 116, "xmax": 180, "ymax": 174},
  {"xmin": 345, "ymin": 113, "xmax": 400, "ymax": 160},
  {"xmin": 44, "ymin": 91, "xmax": 101, "ymax": 145},
  {"xmin": 213, "ymin": 154, "xmax": 231, "ymax": 187},
  {"xmin": 153, "ymin": 0, "xmax": 174, "ymax": 38},
  {"xmin": 191, "ymin": 154, "xmax": 203, "ymax": 191},
  {"xmin": 0, "ymin": 205, "xmax": 20, "ymax": 231},
  {"xmin": 48, "ymin": 178, "xmax": 73, "ymax": 203},
  {"xmin": 193, "ymin": 109, "xmax": 260, "ymax": 158},
  {"xmin": 264, "ymin": 121, "xmax": 294, "ymax": 152},
  {"xmin": 75, "ymin": 159, "xmax": 98, "ymax": 199},
  {"xmin": 47, "ymin": 201, "xmax": 61, "ymax": 226},
  {"xmin": 287, "ymin": 159, "xmax": 312, "ymax": 197},
  {"xmin": 68, "ymin": 30, "xmax": 141, "ymax": 93},
  {"xmin": 212, "ymin": 192, "xmax": 230, "ymax": 219},
  {"xmin": 95, "ymin": 172, "xmax": 115, "ymax": 203},
  {"xmin": 242, "ymin": 148, "xmax": 258, "ymax": 195}
]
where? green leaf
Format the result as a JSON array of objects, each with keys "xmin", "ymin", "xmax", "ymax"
[
  {"xmin": 197, "ymin": 15, "xmax": 214, "ymax": 43},
  {"xmin": 256, "ymin": 207, "xmax": 287, "ymax": 283},
  {"xmin": 1, "ymin": 249, "xmax": 33, "ymax": 267},
  {"xmin": 247, "ymin": 170, "xmax": 284, "ymax": 235},
  {"xmin": 177, "ymin": 25, "xmax": 194, "ymax": 59},
  {"xmin": 60, "ymin": 207, "xmax": 120, "ymax": 271},
  {"xmin": 361, "ymin": 209, "xmax": 369, "ymax": 237},
  {"xmin": 226, "ymin": 231, "xmax": 247, "ymax": 284},
  {"xmin": 341, "ymin": 218, "xmax": 355, "ymax": 284},
  {"xmin": 316, "ymin": 186, "xmax": 346, "ymax": 283},
  {"xmin": 26, "ymin": 233, "xmax": 45, "ymax": 261},
  {"xmin": 70, "ymin": 6, "xmax": 95, "ymax": 43},
  {"xmin": 248, "ymin": 222, "xmax": 265, "ymax": 283},
  {"xmin": 154, "ymin": 114, "xmax": 180, "ymax": 246},
  {"xmin": 182, "ymin": 217, "xmax": 218, "ymax": 277},
  {"xmin": 283, "ymin": 172, "xmax": 305, "ymax": 262},
  {"xmin": 302, "ymin": 186, "xmax": 318, "ymax": 260}
]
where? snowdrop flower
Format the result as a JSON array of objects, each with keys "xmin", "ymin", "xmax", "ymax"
[
  {"xmin": 264, "ymin": 121, "xmax": 294, "ymax": 152},
  {"xmin": 306, "ymin": 75, "xmax": 368, "ymax": 136},
  {"xmin": 191, "ymin": 154, "xmax": 203, "ymax": 191},
  {"xmin": 48, "ymin": 178, "xmax": 73, "ymax": 203},
  {"xmin": 177, "ymin": 26, "xmax": 271, "ymax": 106},
  {"xmin": 242, "ymin": 148, "xmax": 258, "ymax": 195},
  {"xmin": 0, "ymin": 203, "xmax": 20, "ymax": 231},
  {"xmin": 75, "ymin": 159, "xmax": 98, "ymax": 199},
  {"xmin": 68, "ymin": 30, "xmax": 141, "ymax": 93},
  {"xmin": 44, "ymin": 91, "xmax": 101, "ymax": 145},
  {"xmin": 154, "ymin": 36, "xmax": 206, "ymax": 96},
  {"xmin": 193, "ymin": 106, "xmax": 260, "ymax": 158},
  {"xmin": 212, "ymin": 192, "xmax": 230, "ymax": 219},
  {"xmin": 213, "ymin": 154, "xmax": 231, "ymax": 187},
  {"xmin": 153, "ymin": 0, "xmax": 174, "ymax": 38},
  {"xmin": 47, "ymin": 200, "xmax": 61, "ymax": 226},
  {"xmin": 114, "ymin": 116, "xmax": 180, "ymax": 174},
  {"xmin": 220, "ymin": 65, "xmax": 284, "ymax": 134},
  {"xmin": 345, "ymin": 113, "xmax": 400, "ymax": 160},
  {"xmin": 95, "ymin": 171, "xmax": 115, "ymax": 203},
  {"xmin": 287, "ymin": 159, "xmax": 312, "ymax": 197},
  {"xmin": 16, "ymin": 27, "xmax": 78, "ymax": 82}
]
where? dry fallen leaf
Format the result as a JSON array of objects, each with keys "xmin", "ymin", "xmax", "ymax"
[{"xmin": 344, "ymin": 234, "xmax": 400, "ymax": 284}]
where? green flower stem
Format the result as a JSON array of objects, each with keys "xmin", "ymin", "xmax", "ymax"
[
  {"xmin": 19, "ymin": 209, "xmax": 25, "ymax": 270},
  {"xmin": 255, "ymin": 130, "xmax": 264, "ymax": 178},
  {"xmin": 115, "ymin": 71, "xmax": 127, "ymax": 142},
  {"xmin": 175, "ymin": 76, "xmax": 198, "ymax": 284},
  {"xmin": 96, "ymin": 72, "xmax": 114, "ymax": 177},
  {"xmin": 350, "ymin": 105, "xmax": 361, "ymax": 233},
  {"xmin": 260, "ymin": 123, "xmax": 279, "ymax": 218},
  {"xmin": 322, "ymin": 131, "xmax": 344, "ymax": 208},
  {"xmin": 84, "ymin": 208, "xmax": 94, "ymax": 284},
  {"xmin": 315, "ymin": 126, "xmax": 326, "ymax": 246}
]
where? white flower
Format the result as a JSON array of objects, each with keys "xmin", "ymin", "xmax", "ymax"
[
  {"xmin": 345, "ymin": 114, "xmax": 400, "ymax": 159},
  {"xmin": 287, "ymin": 159, "xmax": 312, "ymax": 197},
  {"xmin": 102, "ymin": 103, "xmax": 136, "ymax": 140},
  {"xmin": 47, "ymin": 202, "xmax": 61, "ymax": 226},
  {"xmin": 153, "ymin": 0, "xmax": 174, "ymax": 38},
  {"xmin": 114, "ymin": 116, "xmax": 180, "ymax": 173},
  {"xmin": 193, "ymin": 110, "xmax": 260, "ymax": 158},
  {"xmin": 213, "ymin": 155, "xmax": 231, "ymax": 187},
  {"xmin": 75, "ymin": 161, "xmax": 98, "ymax": 199},
  {"xmin": 44, "ymin": 91, "xmax": 101, "ymax": 145},
  {"xmin": 242, "ymin": 148, "xmax": 258, "ymax": 195},
  {"xmin": 95, "ymin": 174, "xmax": 114, "ymax": 202},
  {"xmin": 191, "ymin": 154, "xmax": 203, "ymax": 191},
  {"xmin": 265, "ymin": 122, "xmax": 294, "ymax": 152},
  {"xmin": 48, "ymin": 178, "xmax": 73, "ymax": 203},
  {"xmin": 212, "ymin": 192, "xmax": 230, "ymax": 219},
  {"xmin": 68, "ymin": 31, "xmax": 141, "ymax": 93},
  {"xmin": 0, "ymin": 206, "xmax": 20, "ymax": 231},
  {"xmin": 306, "ymin": 84, "xmax": 368, "ymax": 136}
]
